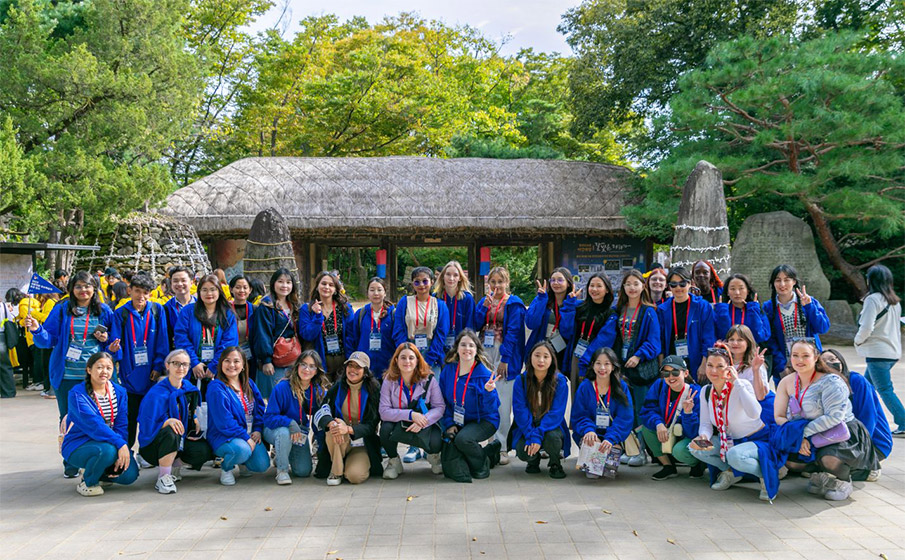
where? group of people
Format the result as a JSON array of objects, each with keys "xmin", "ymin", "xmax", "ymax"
[{"xmin": 12, "ymin": 258, "xmax": 901, "ymax": 503}]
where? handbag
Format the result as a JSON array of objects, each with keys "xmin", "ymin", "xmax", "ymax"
[
  {"xmin": 623, "ymin": 428, "xmax": 642, "ymax": 456},
  {"xmin": 271, "ymin": 309, "xmax": 301, "ymax": 367},
  {"xmin": 2, "ymin": 318, "xmax": 19, "ymax": 349},
  {"xmin": 811, "ymin": 422, "xmax": 851, "ymax": 448},
  {"xmin": 624, "ymin": 359, "xmax": 659, "ymax": 385}
]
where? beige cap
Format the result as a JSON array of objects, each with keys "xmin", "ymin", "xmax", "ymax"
[{"xmin": 345, "ymin": 351, "xmax": 371, "ymax": 369}]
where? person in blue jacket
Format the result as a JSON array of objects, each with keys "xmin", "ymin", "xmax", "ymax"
[
  {"xmin": 692, "ymin": 260, "xmax": 723, "ymax": 305},
  {"xmin": 657, "ymin": 266, "xmax": 715, "ymax": 380},
  {"xmin": 252, "ymin": 268, "xmax": 301, "ymax": 399},
  {"xmin": 714, "ymin": 273, "xmax": 770, "ymax": 344},
  {"xmin": 512, "ymin": 341, "xmax": 569, "ymax": 478},
  {"xmin": 433, "ymin": 260, "xmax": 476, "ymax": 349},
  {"xmin": 174, "ymin": 274, "xmax": 238, "ymax": 395},
  {"xmin": 393, "ymin": 267, "xmax": 450, "ymax": 372},
  {"xmin": 439, "ymin": 329, "xmax": 502, "ymax": 482},
  {"xmin": 228, "ymin": 274, "xmax": 256, "ymax": 381},
  {"xmin": 762, "ymin": 265, "xmax": 831, "ymax": 383},
  {"xmin": 299, "ymin": 270, "xmax": 355, "ymax": 380},
  {"xmin": 137, "ymin": 349, "xmax": 213, "ymax": 494},
  {"xmin": 61, "ymin": 352, "xmax": 139, "ymax": 497},
  {"xmin": 569, "ymin": 273, "xmax": 617, "ymax": 393},
  {"xmin": 111, "ymin": 273, "xmax": 169, "ymax": 453},
  {"xmin": 821, "ymin": 349, "xmax": 892, "ymax": 482},
  {"xmin": 571, "ymin": 347, "xmax": 634, "ymax": 479},
  {"xmin": 263, "ymin": 350, "xmax": 329, "ymax": 485},
  {"xmin": 524, "ymin": 267, "xmax": 580, "ymax": 373},
  {"xmin": 640, "ymin": 355, "xmax": 705, "ymax": 480},
  {"xmin": 162, "ymin": 266, "xmax": 195, "ymax": 349},
  {"xmin": 206, "ymin": 347, "xmax": 270, "ymax": 485},
  {"xmin": 474, "ymin": 266, "xmax": 526, "ymax": 466},
  {"xmin": 349, "ymin": 277, "xmax": 395, "ymax": 380},
  {"xmin": 27, "ymin": 271, "xmax": 120, "ymax": 478}
]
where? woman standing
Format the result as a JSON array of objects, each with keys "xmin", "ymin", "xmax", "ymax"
[
  {"xmin": 252, "ymin": 269, "xmax": 301, "ymax": 399},
  {"xmin": 512, "ymin": 341, "xmax": 570, "ymax": 478},
  {"xmin": 228, "ymin": 275, "xmax": 256, "ymax": 380},
  {"xmin": 525, "ymin": 267, "xmax": 579, "ymax": 374},
  {"xmin": 300, "ymin": 271, "xmax": 355, "ymax": 380},
  {"xmin": 434, "ymin": 261, "xmax": 476, "ymax": 349},
  {"xmin": 163, "ymin": 266, "xmax": 195, "ymax": 349},
  {"xmin": 714, "ymin": 273, "xmax": 770, "ymax": 343},
  {"xmin": 350, "ymin": 278, "xmax": 395, "ymax": 380},
  {"xmin": 854, "ymin": 264, "xmax": 903, "ymax": 436},
  {"xmin": 724, "ymin": 325, "xmax": 769, "ymax": 402},
  {"xmin": 644, "ymin": 268, "xmax": 669, "ymax": 306},
  {"xmin": 570, "ymin": 273, "xmax": 617, "ymax": 391},
  {"xmin": 692, "ymin": 260, "xmax": 723, "ymax": 305},
  {"xmin": 657, "ymin": 267, "xmax": 715, "ymax": 378},
  {"xmin": 393, "ymin": 267, "xmax": 450, "ymax": 373}
]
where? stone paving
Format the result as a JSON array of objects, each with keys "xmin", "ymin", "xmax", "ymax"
[{"xmin": 1, "ymin": 347, "xmax": 903, "ymax": 560}]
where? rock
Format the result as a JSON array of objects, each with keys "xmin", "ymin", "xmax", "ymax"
[
  {"xmin": 244, "ymin": 208, "xmax": 298, "ymax": 292},
  {"xmin": 822, "ymin": 300, "xmax": 857, "ymax": 346},
  {"xmin": 670, "ymin": 161, "xmax": 732, "ymax": 277},
  {"xmin": 730, "ymin": 211, "xmax": 831, "ymax": 303}
]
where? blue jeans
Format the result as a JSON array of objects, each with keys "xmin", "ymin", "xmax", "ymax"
[
  {"xmin": 68, "ymin": 441, "xmax": 140, "ymax": 486},
  {"xmin": 57, "ymin": 378, "xmax": 84, "ymax": 474},
  {"xmin": 866, "ymin": 359, "xmax": 905, "ymax": 430},
  {"xmin": 255, "ymin": 366, "xmax": 288, "ymax": 401},
  {"xmin": 690, "ymin": 435, "xmax": 763, "ymax": 478},
  {"xmin": 264, "ymin": 426, "xmax": 312, "ymax": 477},
  {"xmin": 215, "ymin": 438, "xmax": 271, "ymax": 472}
]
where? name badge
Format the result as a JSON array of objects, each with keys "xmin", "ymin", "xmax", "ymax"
[
  {"xmin": 240, "ymin": 343, "xmax": 252, "ymax": 360},
  {"xmin": 414, "ymin": 334, "xmax": 428, "ymax": 351},
  {"xmin": 453, "ymin": 404, "xmax": 466, "ymax": 426},
  {"xmin": 548, "ymin": 332, "xmax": 567, "ymax": 353},
  {"xmin": 245, "ymin": 413, "xmax": 254, "ymax": 434},
  {"xmin": 178, "ymin": 435, "xmax": 184, "ymax": 452},
  {"xmin": 483, "ymin": 329, "xmax": 496, "ymax": 348},
  {"xmin": 674, "ymin": 338, "xmax": 689, "ymax": 358},
  {"xmin": 133, "ymin": 346, "xmax": 149, "ymax": 366},
  {"xmin": 66, "ymin": 344, "xmax": 83, "ymax": 362},
  {"xmin": 294, "ymin": 425, "xmax": 310, "ymax": 446},
  {"xmin": 573, "ymin": 339, "xmax": 589, "ymax": 359},
  {"xmin": 621, "ymin": 345, "xmax": 631, "ymax": 362},
  {"xmin": 596, "ymin": 405, "xmax": 610, "ymax": 429},
  {"xmin": 350, "ymin": 437, "xmax": 365, "ymax": 448},
  {"xmin": 445, "ymin": 334, "xmax": 456, "ymax": 349},
  {"xmin": 200, "ymin": 344, "xmax": 214, "ymax": 362},
  {"xmin": 325, "ymin": 334, "xmax": 341, "ymax": 354},
  {"xmin": 369, "ymin": 332, "xmax": 382, "ymax": 351}
]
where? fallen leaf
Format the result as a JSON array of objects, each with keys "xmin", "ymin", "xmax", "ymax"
[
  {"xmin": 472, "ymin": 538, "xmax": 477, "ymax": 542},
  {"xmin": 536, "ymin": 521, "xmax": 548, "ymax": 524},
  {"xmin": 327, "ymin": 551, "xmax": 337, "ymax": 555},
  {"xmin": 879, "ymin": 555, "xmax": 888, "ymax": 560},
  {"xmin": 406, "ymin": 495, "xmax": 417, "ymax": 501},
  {"xmin": 220, "ymin": 516, "xmax": 227, "ymax": 521},
  {"xmin": 602, "ymin": 510, "xmax": 612, "ymax": 515},
  {"xmin": 480, "ymin": 552, "xmax": 485, "ymax": 555},
  {"xmin": 632, "ymin": 530, "xmax": 639, "ymax": 537},
  {"xmin": 667, "ymin": 538, "xmax": 676, "ymax": 545},
  {"xmin": 264, "ymin": 507, "xmax": 272, "ymax": 512}
]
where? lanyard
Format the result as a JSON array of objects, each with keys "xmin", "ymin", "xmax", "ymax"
[
  {"xmin": 621, "ymin": 305, "xmax": 640, "ymax": 341},
  {"xmin": 322, "ymin": 301, "xmax": 338, "ymax": 332},
  {"xmin": 415, "ymin": 298, "xmax": 428, "ymax": 329},
  {"xmin": 231, "ymin": 302, "xmax": 251, "ymax": 321},
  {"xmin": 672, "ymin": 299, "xmax": 691, "ymax": 340},
  {"xmin": 453, "ymin": 362, "xmax": 477, "ymax": 407},
  {"xmin": 445, "ymin": 294, "xmax": 458, "ymax": 331},
  {"xmin": 486, "ymin": 296, "xmax": 506, "ymax": 329},
  {"xmin": 664, "ymin": 387, "xmax": 682, "ymax": 424},
  {"xmin": 70, "ymin": 314, "xmax": 90, "ymax": 344},
  {"xmin": 203, "ymin": 325, "xmax": 216, "ymax": 345},
  {"xmin": 235, "ymin": 388, "xmax": 248, "ymax": 415},
  {"xmin": 779, "ymin": 301, "xmax": 799, "ymax": 333},
  {"xmin": 345, "ymin": 388, "xmax": 364, "ymax": 422},
  {"xmin": 301, "ymin": 385, "xmax": 314, "ymax": 424},
  {"xmin": 369, "ymin": 304, "xmax": 383, "ymax": 332},
  {"xmin": 552, "ymin": 299, "xmax": 561, "ymax": 331},
  {"xmin": 794, "ymin": 374, "xmax": 811, "ymax": 409},
  {"xmin": 593, "ymin": 380, "xmax": 611, "ymax": 409},
  {"xmin": 579, "ymin": 318, "xmax": 596, "ymax": 341},
  {"xmin": 93, "ymin": 382, "xmax": 114, "ymax": 426},
  {"xmin": 710, "ymin": 288, "xmax": 716, "ymax": 304},
  {"xmin": 130, "ymin": 308, "xmax": 151, "ymax": 346},
  {"xmin": 398, "ymin": 379, "xmax": 416, "ymax": 408},
  {"xmin": 731, "ymin": 304, "xmax": 745, "ymax": 326}
]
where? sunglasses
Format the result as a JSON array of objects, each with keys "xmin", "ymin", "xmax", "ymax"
[
  {"xmin": 791, "ymin": 337, "xmax": 817, "ymax": 344},
  {"xmin": 412, "ymin": 280, "xmax": 431, "ymax": 287},
  {"xmin": 707, "ymin": 347, "xmax": 730, "ymax": 357},
  {"xmin": 661, "ymin": 369, "xmax": 683, "ymax": 378},
  {"xmin": 668, "ymin": 281, "xmax": 689, "ymax": 288}
]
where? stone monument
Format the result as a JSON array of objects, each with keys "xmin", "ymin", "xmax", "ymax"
[
  {"xmin": 670, "ymin": 161, "xmax": 732, "ymax": 277},
  {"xmin": 243, "ymin": 208, "xmax": 298, "ymax": 292}
]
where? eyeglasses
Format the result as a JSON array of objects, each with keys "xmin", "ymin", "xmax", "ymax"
[
  {"xmin": 549, "ymin": 278, "xmax": 567, "ymax": 284},
  {"xmin": 168, "ymin": 361, "xmax": 191, "ymax": 369},
  {"xmin": 668, "ymin": 281, "xmax": 689, "ymax": 288},
  {"xmin": 661, "ymin": 369, "xmax": 683, "ymax": 378},
  {"xmin": 412, "ymin": 280, "xmax": 431, "ymax": 287},
  {"xmin": 298, "ymin": 364, "xmax": 318, "ymax": 371}
]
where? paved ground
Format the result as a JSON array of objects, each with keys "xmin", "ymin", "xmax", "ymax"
[{"xmin": 1, "ymin": 346, "xmax": 903, "ymax": 560}]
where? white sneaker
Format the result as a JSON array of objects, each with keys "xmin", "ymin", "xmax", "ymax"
[
  {"xmin": 777, "ymin": 466, "xmax": 789, "ymax": 480},
  {"xmin": 171, "ymin": 466, "xmax": 182, "ymax": 482},
  {"xmin": 711, "ymin": 470, "xmax": 743, "ymax": 491},
  {"xmin": 220, "ymin": 469, "xmax": 236, "ymax": 486},
  {"xmin": 383, "ymin": 457, "xmax": 403, "ymax": 479},
  {"xmin": 136, "ymin": 454, "xmax": 153, "ymax": 469},
  {"xmin": 156, "ymin": 474, "xmax": 177, "ymax": 494},
  {"xmin": 867, "ymin": 469, "xmax": 881, "ymax": 482},
  {"xmin": 627, "ymin": 454, "xmax": 646, "ymax": 467},
  {"xmin": 498, "ymin": 451, "xmax": 510, "ymax": 466},
  {"xmin": 76, "ymin": 481, "xmax": 103, "ymax": 497},
  {"xmin": 327, "ymin": 474, "xmax": 342, "ymax": 486},
  {"xmin": 275, "ymin": 470, "xmax": 292, "ymax": 485},
  {"xmin": 427, "ymin": 453, "xmax": 442, "ymax": 475},
  {"xmin": 25, "ymin": 383, "xmax": 40, "ymax": 391},
  {"xmin": 758, "ymin": 479, "xmax": 771, "ymax": 501},
  {"xmin": 807, "ymin": 472, "xmax": 831, "ymax": 495},
  {"xmin": 824, "ymin": 478, "xmax": 853, "ymax": 501}
]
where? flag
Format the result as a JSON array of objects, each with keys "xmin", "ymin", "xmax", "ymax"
[{"xmin": 27, "ymin": 273, "xmax": 62, "ymax": 295}]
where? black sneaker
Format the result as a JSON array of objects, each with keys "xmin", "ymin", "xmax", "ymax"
[
  {"xmin": 526, "ymin": 463, "xmax": 541, "ymax": 474},
  {"xmin": 651, "ymin": 465, "xmax": 678, "ymax": 481},
  {"xmin": 689, "ymin": 463, "xmax": 707, "ymax": 478},
  {"xmin": 549, "ymin": 463, "xmax": 566, "ymax": 479}
]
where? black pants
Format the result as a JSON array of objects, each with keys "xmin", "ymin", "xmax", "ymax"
[
  {"xmin": 515, "ymin": 430, "xmax": 563, "ymax": 467},
  {"xmin": 127, "ymin": 392, "xmax": 145, "ymax": 449},
  {"xmin": 138, "ymin": 425, "xmax": 213, "ymax": 471},
  {"xmin": 445, "ymin": 420, "xmax": 496, "ymax": 475},
  {"xmin": 380, "ymin": 421, "xmax": 443, "ymax": 457}
]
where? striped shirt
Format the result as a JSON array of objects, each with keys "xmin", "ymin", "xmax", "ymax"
[{"xmin": 93, "ymin": 383, "xmax": 118, "ymax": 427}]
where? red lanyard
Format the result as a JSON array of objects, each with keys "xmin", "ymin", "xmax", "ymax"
[
  {"xmin": 398, "ymin": 379, "xmax": 416, "ymax": 408},
  {"xmin": 621, "ymin": 306, "xmax": 640, "ymax": 341},
  {"xmin": 794, "ymin": 374, "xmax": 811, "ymax": 409},
  {"xmin": 130, "ymin": 308, "xmax": 151, "ymax": 346},
  {"xmin": 346, "ymin": 389, "xmax": 363, "ymax": 422},
  {"xmin": 93, "ymin": 383, "xmax": 114, "ymax": 426},
  {"xmin": 70, "ymin": 314, "xmax": 90, "ymax": 343},
  {"xmin": 486, "ymin": 297, "xmax": 505, "ymax": 329},
  {"xmin": 552, "ymin": 300, "xmax": 561, "ymax": 331},
  {"xmin": 415, "ymin": 298, "xmax": 429, "ymax": 329},
  {"xmin": 203, "ymin": 325, "xmax": 216, "ymax": 344},
  {"xmin": 593, "ymin": 380, "xmax": 611, "ymax": 409},
  {"xmin": 301, "ymin": 386, "xmax": 314, "ymax": 424},
  {"xmin": 779, "ymin": 301, "xmax": 799, "ymax": 332},
  {"xmin": 731, "ymin": 304, "xmax": 745, "ymax": 325},
  {"xmin": 370, "ymin": 304, "xmax": 383, "ymax": 332},
  {"xmin": 664, "ymin": 387, "xmax": 683, "ymax": 424},
  {"xmin": 235, "ymin": 389, "xmax": 248, "ymax": 415},
  {"xmin": 711, "ymin": 383, "xmax": 732, "ymax": 432},
  {"xmin": 710, "ymin": 288, "xmax": 716, "ymax": 304},
  {"xmin": 231, "ymin": 302, "xmax": 251, "ymax": 321},
  {"xmin": 580, "ymin": 319, "xmax": 596, "ymax": 341},
  {"xmin": 453, "ymin": 362, "xmax": 477, "ymax": 407},
  {"xmin": 672, "ymin": 299, "xmax": 691, "ymax": 340},
  {"xmin": 322, "ymin": 301, "xmax": 338, "ymax": 332}
]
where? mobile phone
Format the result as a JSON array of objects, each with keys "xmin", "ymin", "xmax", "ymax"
[
  {"xmin": 93, "ymin": 325, "xmax": 108, "ymax": 335},
  {"xmin": 694, "ymin": 437, "xmax": 713, "ymax": 449}
]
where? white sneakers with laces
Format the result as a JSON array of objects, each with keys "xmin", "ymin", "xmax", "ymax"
[
  {"xmin": 220, "ymin": 468, "xmax": 236, "ymax": 486},
  {"xmin": 327, "ymin": 474, "xmax": 342, "ymax": 486},
  {"xmin": 276, "ymin": 470, "xmax": 292, "ymax": 485},
  {"xmin": 711, "ymin": 470, "xmax": 743, "ymax": 491},
  {"xmin": 156, "ymin": 474, "xmax": 177, "ymax": 494}
]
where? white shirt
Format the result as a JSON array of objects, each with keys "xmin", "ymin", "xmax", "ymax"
[
  {"xmin": 737, "ymin": 364, "xmax": 769, "ymax": 391},
  {"xmin": 698, "ymin": 378, "xmax": 763, "ymax": 440}
]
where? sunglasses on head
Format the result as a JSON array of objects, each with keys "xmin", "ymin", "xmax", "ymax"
[
  {"xmin": 668, "ymin": 281, "xmax": 689, "ymax": 288},
  {"xmin": 661, "ymin": 369, "xmax": 683, "ymax": 378},
  {"xmin": 707, "ymin": 347, "xmax": 730, "ymax": 357},
  {"xmin": 791, "ymin": 337, "xmax": 817, "ymax": 344}
]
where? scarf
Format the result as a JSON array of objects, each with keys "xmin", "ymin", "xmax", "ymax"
[{"xmin": 713, "ymin": 381, "xmax": 733, "ymax": 461}]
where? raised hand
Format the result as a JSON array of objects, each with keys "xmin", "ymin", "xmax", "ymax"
[
  {"xmin": 535, "ymin": 280, "xmax": 547, "ymax": 295},
  {"xmin": 311, "ymin": 300, "xmax": 323, "ymax": 315},
  {"xmin": 108, "ymin": 338, "xmax": 121, "ymax": 353},
  {"xmin": 683, "ymin": 390, "xmax": 697, "ymax": 414},
  {"xmin": 24, "ymin": 316, "xmax": 40, "ymax": 332},
  {"xmin": 485, "ymin": 372, "xmax": 502, "ymax": 392},
  {"xmin": 569, "ymin": 287, "xmax": 583, "ymax": 300},
  {"xmin": 796, "ymin": 285, "xmax": 812, "ymax": 306},
  {"xmin": 751, "ymin": 346, "xmax": 767, "ymax": 372}
]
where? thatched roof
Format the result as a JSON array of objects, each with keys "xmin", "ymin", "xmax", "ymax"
[{"xmin": 161, "ymin": 157, "xmax": 633, "ymax": 238}]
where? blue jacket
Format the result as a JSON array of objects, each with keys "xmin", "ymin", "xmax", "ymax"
[
  {"xmin": 205, "ymin": 378, "xmax": 265, "ymax": 451},
  {"xmin": 571, "ymin": 378, "xmax": 634, "ymax": 447},
  {"xmin": 113, "ymin": 301, "xmax": 169, "ymax": 395},
  {"xmin": 641, "ymin": 378, "xmax": 701, "ymax": 437},
  {"xmin": 349, "ymin": 303, "xmax": 396, "ymax": 378},
  {"xmin": 575, "ymin": 312, "xmax": 618, "ymax": 378},
  {"xmin": 173, "ymin": 304, "xmax": 238, "ymax": 374},
  {"xmin": 439, "ymin": 291, "xmax": 476, "ymax": 345},
  {"xmin": 32, "ymin": 302, "xmax": 119, "ymax": 390},
  {"xmin": 263, "ymin": 378, "xmax": 326, "ymax": 433},
  {"xmin": 657, "ymin": 295, "xmax": 716, "ymax": 374},
  {"xmin": 524, "ymin": 292, "xmax": 578, "ymax": 370},
  {"xmin": 512, "ymin": 372, "xmax": 571, "ymax": 457},
  {"xmin": 251, "ymin": 303, "xmax": 296, "ymax": 366},
  {"xmin": 298, "ymin": 301, "xmax": 355, "ymax": 367},
  {"xmin": 62, "ymin": 381, "xmax": 129, "ymax": 460},
  {"xmin": 474, "ymin": 295, "xmax": 527, "ymax": 379},
  {"xmin": 850, "ymin": 372, "xmax": 893, "ymax": 459},
  {"xmin": 163, "ymin": 296, "xmax": 195, "ymax": 349},
  {"xmin": 438, "ymin": 362, "xmax": 501, "ymax": 430},
  {"xmin": 762, "ymin": 297, "xmax": 830, "ymax": 376},
  {"xmin": 761, "ymin": 418, "xmax": 813, "ymax": 499},
  {"xmin": 714, "ymin": 302, "xmax": 770, "ymax": 343},
  {"xmin": 392, "ymin": 296, "xmax": 450, "ymax": 367},
  {"xmin": 136, "ymin": 376, "xmax": 201, "ymax": 447}
]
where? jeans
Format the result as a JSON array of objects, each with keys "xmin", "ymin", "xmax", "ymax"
[
  {"xmin": 67, "ymin": 441, "xmax": 140, "ymax": 486},
  {"xmin": 56, "ymin": 378, "xmax": 83, "ymax": 474},
  {"xmin": 255, "ymin": 366, "xmax": 288, "ymax": 401},
  {"xmin": 264, "ymin": 426, "xmax": 312, "ymax": 477},
  {"xmin": 215, "ymin": 438, "xmax": 271, "ymax": 472},
  {"xmin": 689, "ymin": 435, "xmax": 763, "ymax": 478},
  {"xmin": 494, "ymin": 377, "xmax": 514, "ymax": 451},
  {"xmin": 866, "ymin": 358, "xmax": 905, "ymax": 430}
]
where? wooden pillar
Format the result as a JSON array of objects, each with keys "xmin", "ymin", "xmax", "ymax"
[
  {"xmin": 387, "ymin": 241, "xmax": 398, "ymax": 302},
  {"xmin": 467, "ymin": 241, "xmax": 477, "ymax": 296}
]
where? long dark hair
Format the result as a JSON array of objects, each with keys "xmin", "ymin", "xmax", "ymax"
[
  {"xmin": 577, "ymin": 272, "xmax": 614, "ymax": 311},
  {"xmin": 193, "ymin": 274, "xmax": 232, "ymax": 329},
  {"xmin": 547, "ymin": 267, "xmax": 574, "ymax": 310},
  {"xmin": 67, "ymin": 271, "xmax": 103, "ymax": 317},
  {"xmin": 310, "ymin": 270, "xmax": 349, "ymax": 317},
  {"xmin": 821, "ymin": 348, "xmax": 852, "ymax": 391},
  {"xmin": 769, "ymin": 264, "xmax": 801, "ymax": 324},
  {"xmin": 337, "ymin": 356, "xmax": 380, "ymax": 394},
  {"xmin": 584, "ymin": 347, "xmax": 629, "ymax": 405},
  {"xmin": 721, "ymin": 273, "xmax": 757, "ymax": 304},
  {"xmin": 83, "ymin": 351, "xmax": 115, "ymax": 392},
  {"xmin": 616, "ymin": 269, "xmax": 655, "ymax": 315},
  {"xmin": 866, "ymin": 264, "xmax": 900, "ymax": 306},
  {"xmin": 444, "ymin": 328, "xmax": 491, "ymax": 367},
  {"xmin": 367, "ymin": 277, "xmax": 395, "ymax": 307},
  {"xmin": 524, "ymin": 341, "xmax": 560, "ymax": 417},
  {"xmin": 216, "ymin": 346, "xmax": 253, "ymax": 401},
  {"xmin": 268, "ymin": 268, "xmax": 300, "ymax": 322}
]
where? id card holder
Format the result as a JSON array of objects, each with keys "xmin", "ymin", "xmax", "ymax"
[
  {"xmin": 596, "ymin": 405, "xmax": 610, "ymax": 429},
  {"xmin": 453, "ymin": 404, "xmax": 466, "ymax": 426},
  {"xmin": 350, "ymin": 437, "xmax": 365, "ymax": 448},
  {"xmin": 549, "ymin": 332, "xmax": 567, "ymax": 353},
  {"xmin": 573, "ymin": 339, "xmax": 589, "ymax": 359},
  {"xmin": 294, "ymin": 425, "xmax": 310, "ymax": 447},
  {"xmin": 66, "ymin": 344, "xmax": 83, "ymax": 362},
  {"xmin": 621, "ymin": 345, "xmax": 631, "ymax": 362},
  {"xmin": 369, "ymin": 332, "xmax": 382, "ymax": 351},
  {"xmin": 133, "ymin": 346, "xmax": 149, "ymax": 366},
  {"xmin": 414, "ymin": 334, "xmax": 428, "ymax": 351},
  {"xmin": 200, "ymin": 344, "xmax": 214, "ymax": 362},
  {"xmin": 240, "ymin": 342, "xmax": 252, "ymax": 360},
  {"xmin": 178, "ymin": 435, "xmax": 184, "ymax": 452},
  {"xmin": 445, "ymin": 334, "xmax": 455, "ymax": 349},
  {"xmin": 325, "ymin": 334, "xmax": 340, "ymax": 354},
  {"xmin": 245, "ymin": 414, "xmax": 254, "ymax": 434},
  {"xmin": 483, "ymin": 329, "xmax": 495, "ymax": 348},
  {"xmin": 674, "ymin": 338, "xmax": 689, "ymax": 358}
]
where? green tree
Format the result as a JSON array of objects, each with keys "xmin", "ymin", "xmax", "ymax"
[
  {"xmin": 0, "ymin": 116, "xmax": 35, "ymax": 236},
  {"xmin": 629, "ymin": 33, "xmax": 905, "ymax": 296}
]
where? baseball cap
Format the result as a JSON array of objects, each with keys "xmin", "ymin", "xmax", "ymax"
[
  {"xmin": 345, "ymin": 351, "xmax": 371, "ymax": 369},
  {"xmin": 660, "ymin": 355, "xmax": 688, "ymax": 372}
]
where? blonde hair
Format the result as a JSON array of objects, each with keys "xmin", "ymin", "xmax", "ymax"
[
  {"xmin": 433, "ymin": 261, "xmax": 472, "ymax": 299},
  {"xmin": 487, "ymin": 266, "xmax": 511, "ymax": 295}
]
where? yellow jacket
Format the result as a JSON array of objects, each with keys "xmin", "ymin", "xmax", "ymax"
[{"xmin": 17, "ymin": 297, "xmax": 43, "ymax": 346}]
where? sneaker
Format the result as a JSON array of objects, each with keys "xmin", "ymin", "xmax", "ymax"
[
  {"xmin": 892, "ymin": 429, "xmax": 905, "ymax": 438},
  {"xmin": 807, "ymin": 472, "xmax": 831, "ymax": 495},
  {"xmin": 76, "ymin": 481, "xmax": 103, "ymax": 497},
  {"xmin": 525, "ymin": 463, "xmax": 541, "ymax": 474},
  {"xmin": 824, "ymin": 478, "xmax": 853, "ymax": 501},
  {"xmin": 25, "ymin": 383, "xmax": 40, "ymax": 391},
  {"xmin": 627, "ymin": 454, "xmax": 646, "ymax": 467},
  {"xmin": 758, "ymin": 479, "xmax": 771, "ymax": 501},
  {"xmin": 778, "ymin": 466, "xmax": 789, "ymax": 480},
  {"xmin": 383, "ymin": 457, "xmax": 403, "ymax": 480},
  {"xmin": 136, "ymin": 454, "xmax": 153, "ymax": 469},
  {"xmin": 381, "ymin": 448, "xmax": 388, "ymax": 458},
  {"xmin": 171, "ymin": 466, "xmax": 182, "ymax": 482},
  {"xmin": 63, "ymin": 467, "xmax": 80, "ymax": 479},
  {"xmin": 426, "ymin": 453, "xmax": 443, "ymax": 475},
  {"xmin": 867, "ymin": 469, "xmax": 881, "ymax": 482},
  {"xmin": 711, "ymin": 470, "xmax": 742, "ymax": 490},
  {"xmin": 549, "ymin": 463, "xmax": 566, "ymax": 479},
  {"xmin": 619, "ymin": 454, "xmax": 630, "ymax": 465},
  {"xmin": 499, "ymin": 451, "xmax": 511, "ymax": 466},
  {"xmin": 238, "ymin": 464, "xmax": 252, "ymax": 477},
  {"xmin": 156, "ymin": 474, "xmax": 177, "ymax": 494},
  {"xmin": 220, "ymin": 469, "xmax": 236, "ymax": 486},
  {"xmin": 41, "ymin": 391, "xmax": 56, "ymax": 399},
  {"xmin": 327, "ymin": 474, "xmax": 342, "ymax": 486},
  {"xmin": 651, "ymin": 465, "xmax": 678, "ymax": 481},
  {"xmin": 275, "ymin": 470, "xmax": 292, "ymax": 485},
  {"xmin": 212, "ymin": 457, "xmax": 223, "ymax": 469},
  {"xmin": 402, "ymin": 446, "xmax": 422, "ymax": 463},
  {"xmin": 689, "ymin": 463, "xmax": 707, "ymax": 478}
]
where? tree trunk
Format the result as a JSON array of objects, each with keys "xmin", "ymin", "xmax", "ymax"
[{"xmin": 800, "ymin": 197, "xmax": 868, "ymax": 297}]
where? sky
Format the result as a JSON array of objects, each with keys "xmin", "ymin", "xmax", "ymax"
[{"xmin": 253, "ymin": 0, "xmax": 582, "ymax": 56}]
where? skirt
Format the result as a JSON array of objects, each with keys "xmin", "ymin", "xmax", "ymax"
[{"xmin": 814, "ymin": 419, "xmax": 880, "ymax": 472}]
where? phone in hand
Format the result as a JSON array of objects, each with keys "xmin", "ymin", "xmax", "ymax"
[
  {"xmin": 694, "ymin": 437, "xmax": 713, "ymax": 449},
  {"xmin": 93, "ymin": 325, "xmax": 108, "ymax": 335}
]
